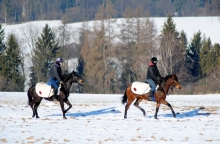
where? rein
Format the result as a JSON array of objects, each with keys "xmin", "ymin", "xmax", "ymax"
[
  {"xmin": 159, "ymin": 83, "xmax": 166, "ymax": 92},
  {"xmin": 61, "ymin": 73, "xmax": 72, "ymax": 97}
]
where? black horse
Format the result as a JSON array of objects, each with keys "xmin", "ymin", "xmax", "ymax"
[{"xmin": 27, "ymin": 71, "xmax": 84, "ymax": 119}]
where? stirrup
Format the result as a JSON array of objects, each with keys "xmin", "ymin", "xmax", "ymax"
[
  {"xmin": 148, "ymin": 96, "xmax": 153, "ymax": 101},
  {"xmin": 53, "ymin": 95, "xmax": 58, "ymax": 101}
]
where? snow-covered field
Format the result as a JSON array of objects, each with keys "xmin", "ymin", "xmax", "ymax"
[
  {"xmin": 0, "ymin": 92, "xmax": 220, "ymax": 144},
  {"xmin": 2, "ymin": 17, "xmax": 220, "ymax": 44}
]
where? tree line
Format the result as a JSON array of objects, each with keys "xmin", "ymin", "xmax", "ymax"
[
  {"xmin": 0, "ymin": 0, "xmax": 220, "ymax": 23},
  {"xmin": 1, "ymin": 8, "xmax": 220, "ymax": 94}
]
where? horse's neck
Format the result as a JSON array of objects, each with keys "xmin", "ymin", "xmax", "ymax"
[
  {"xmin": 65, "ymin": 82, "xmax": 72, "ymax": 92},
  {"xmin": 63, "ymin": 74, "xmax": 72, "ymax": 91},
  {"xmin": 161, "ymin": 83, "xmax": 170, "ymax": 94}
]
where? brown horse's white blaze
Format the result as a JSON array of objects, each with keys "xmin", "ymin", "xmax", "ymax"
[{"xmin": 121, "ymin": 74, "xmax": 181, "ymax": 119}]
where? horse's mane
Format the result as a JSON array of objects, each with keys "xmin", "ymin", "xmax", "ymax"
[
  {"xmin": 63, "ymin": 71, "xmax": 78, "ymax": 82},
  {"xmin": 164, "ymin": 74, "xmax": 178, "ymax": 82}
]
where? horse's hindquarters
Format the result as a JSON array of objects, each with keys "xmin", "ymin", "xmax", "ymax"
[{"xmin": 35, "ymin": 82, "xmax": 54, "ymax": 98}]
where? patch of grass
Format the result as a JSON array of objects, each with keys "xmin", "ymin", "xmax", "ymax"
[
  {"xmin": 130, "ymin": 138, "xmax": 137, "ymax": 141},
  {"xmin": 0, "ymin": 139, "xmax": 7, "ymax": 143},
  {"xmin": 160, "ymin": 137, "xmax": 168, "ymax": 141},
  {"xmin": 26, "ymin": 136, "xmax": 34, "ymax": 141},
  {"xmin": 63, "ymin": 139, "xmax": 70, "ymax": 142}
]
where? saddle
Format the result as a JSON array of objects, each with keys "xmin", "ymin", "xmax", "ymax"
[
  {"xmin": 131, "ymin": 82, "xmax": 159, "ymax": 95},
  {"xmin": 35, "ymin": 82, "xmax": 55, "ymax": 98}
]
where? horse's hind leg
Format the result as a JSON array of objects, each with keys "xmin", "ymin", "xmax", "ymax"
[
  {"xmin": 124, "ymin": 97, "xmax": 135, "ymax": 119},
  {"xmin": 134, "ymin": 98, "xmax": 145, "ymax": 116},
  {"xmin": 34, "ymin": 99, "xmax": 42, "ymax": 118},
  {"xmin": 161, "ymin": 100, "xmax": 176, "ymax": 118},
  {"xmin": 64, "ymin": 99, "xmax": 72, "ymax": 113},
  {"xmin": 30, "ymin": 104, "xmax": 35, "ymax": 118}
]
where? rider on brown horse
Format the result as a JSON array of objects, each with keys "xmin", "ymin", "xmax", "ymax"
[
  {"xmin": 145, "ymin": 57, "xmax": 164, "ymax": 101},
  {"xmin": 49, "ymin": 57, "xmax": 64, "ymax": 101}
]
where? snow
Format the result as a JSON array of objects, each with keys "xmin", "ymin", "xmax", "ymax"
[
  {"xmin": 0, "ymin": 92, "xmax": 220, "ymax": 143},
  {"xmin": 2, "ymin": 17, "xmax": 220, "ymax": 44},
  {"xmin": 1, "ymin": 17, "xmax": 220, "ymax": 143}
]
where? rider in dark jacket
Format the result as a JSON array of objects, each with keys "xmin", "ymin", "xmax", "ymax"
[
  {"xmin": 145, "ymin": 57, "xmax": 163, "ymax": 101},
  {"xmin": 49, "ymin": 57, "xmax": 64, "ymax": 100}
]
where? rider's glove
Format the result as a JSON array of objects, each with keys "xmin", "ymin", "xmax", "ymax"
[{"xmin": 60, "ymin": 81, "xmax": 64, "ymax": 84}]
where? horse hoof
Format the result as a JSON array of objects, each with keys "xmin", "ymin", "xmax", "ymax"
[
  {"xmin": 36, "ymin": 116, "xmax": 40, "ymax": 118},
  {"xmin": 63, "ymin": 117, "xmax": 67, "ymax": 119}
]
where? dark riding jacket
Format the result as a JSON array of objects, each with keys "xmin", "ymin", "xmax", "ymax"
[
  {"xmin": 146, "ymin": 62, "xmax": 162, "ymax": 83},
  {"xmin": 49, "ymin": 63, "xmax": 63, "ymax": 82}
]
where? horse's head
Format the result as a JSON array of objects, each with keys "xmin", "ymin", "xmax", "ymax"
[
  {"xmin": 64, "ymin": 71, "xmax": 84, "ymax": 84},
  {"xmin": 164, "ymin": 74, "xmax": 181, "ymax": 90}
]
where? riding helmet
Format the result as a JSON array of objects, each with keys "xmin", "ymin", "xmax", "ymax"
[
  {"xmin": 151, "ymin": 57, "xmax": 158, "ymax": 63},
  {"xmin": 56, "ymin": 57, "xmax": 64, "ymax": 63}
]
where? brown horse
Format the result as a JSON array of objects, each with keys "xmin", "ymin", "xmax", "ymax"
[
  {"xmin": 121, "ymin": 74, "xmax": 181, "ymax": 119},
  {"xmin": 27, "ymin": 71, "xmax": 84, "ymax": 119}
]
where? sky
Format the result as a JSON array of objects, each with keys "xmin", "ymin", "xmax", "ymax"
[{"xmin": 0, "ymin": 92, "xmax": 220, "ymax": 144}]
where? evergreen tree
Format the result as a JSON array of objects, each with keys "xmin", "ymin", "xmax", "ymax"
[
  {"xmin": 178, "ymin": 30, "xmax": 190, "ymax": 83},
  {"xmin": 0, "ymin": 24, "xmax": 6, "ymax": 54},
  {"xmin": 1, "ymin": 34, "xmax": 24, "ymax": 91},
  {"xmin": 179, "ymin": 30, "xmax": 187, "ymax": 54},
  {"xmin": 200, "ymin": 37, "xmax": 215, "ymax": 76},
  {"xmin": 186, "ymin": 31, "xmax": 202, "ymax": 80},
  {"xmin": 31, "ymin": 24, "xmax": 60, "ymax": 84},
  {"xmin": 159, "ymin": 15, "xmax": 183, "ymax": 75},
  {"xmin": 0, "ymin": 24, "xmax": 6, "ymax": 73},
  {"xmin": 213, "ymin": 43, "xmax": 220, "ymax": 71}
]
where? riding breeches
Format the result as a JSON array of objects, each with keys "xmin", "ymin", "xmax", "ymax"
[
  {"xmin": 146, "ymin": 79, "xmax": 156, "ymax": 92},
  {"xmin": 49, "ymin": 78, "xmax": 59, "ymax": 89}
]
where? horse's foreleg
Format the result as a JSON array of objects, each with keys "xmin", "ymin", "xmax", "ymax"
[
  {"xmin": 134, "ymin": 98, "xmax": 145, "ymax": 116},
  {"xmin": 59, "ymin": 100, "xmax": 67, "ymax": 119},
  {"xmin": 161, "ymin": 100, "xmax": 176, "ymax": 118},
  {"xmin": 64, "ymin": 100, "xmax": 72, "ymax": 113},
  {"xmin": 154, "ymin": 103, "xmax": 161, "ymax": 119}
]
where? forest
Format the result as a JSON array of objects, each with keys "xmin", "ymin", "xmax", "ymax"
[
  {"xmin": 0, "ymin": 0, "xmax": 220, "ymax": 23},
  {"xmin": 0, "ymin": 0, "xmax": 220, "ymax": 94}
]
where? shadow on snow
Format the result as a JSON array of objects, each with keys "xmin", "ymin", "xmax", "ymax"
[
  {"xmin": 47, "ymin": 107, "xmax": 120, "ymax": 118},
  {"xmin": 147, "ymin": 108, "xmax": 210, "ymax": 119}
]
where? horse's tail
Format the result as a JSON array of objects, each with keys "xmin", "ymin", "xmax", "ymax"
[
  {"xmin": 27, "ymin": 86, "xmax": 33, "ymax": 106},
  {"xmin": 121, "ymin": 91, "xmax": 128, "ymax": 105}
]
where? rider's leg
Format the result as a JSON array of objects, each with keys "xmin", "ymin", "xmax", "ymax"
[
  {"xmin": 146, "ymin": 79, "xmax": 156, "ymax": 101},
  {"xmin": 50, "ymin": 78, "xmax": 59, "ymax": 100}
]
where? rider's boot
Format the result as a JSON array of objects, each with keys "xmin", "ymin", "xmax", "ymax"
[
  {"xmin": 53, "ymin": 89, "xmax": 58, "ymax": 101},
  {"xmin": 148, "ymin": 90, "xmax": 154, "ymax": 101}
]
